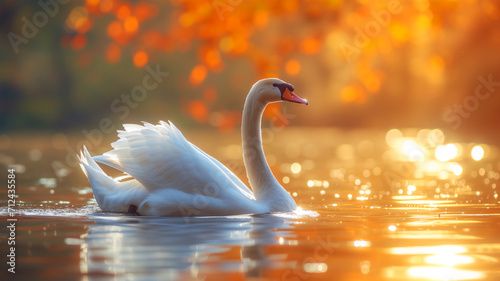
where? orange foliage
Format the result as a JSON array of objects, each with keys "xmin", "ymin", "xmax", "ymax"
[
  {"xmin": 124, "ymin": 16, "xmax": 139, "ymax": 34},
  {"xmin": 71, "ymin": 35, "xmax": 87, "ymax": 50},
  {"xmin": 300, "ymin": 37, "xmax": 320, "ymax": 54},
  {"xmin": 71, "ymin": 0, "xmax": 489, "ymax": 131},
  {"xmin": 357, "ymin": 61, "xmax": 384, "ymax": 94},
  {"xmin": 116, "ymin": 4, "xmax": 132, "ymax": 20},
  {"xmin": 76, "ymin": 18, "xmax": 92, "ymax": 34},
  {"xmin": 285, "ymin": 59, "xmax": 301, "ymax": 76},
  {"xmin": 253, "ymin": 10, "xmax": 269, "ymax": 28},
  {"xmin": 203, "ymin": 87, "xmax": 218, "ymax": 103},
  {"xmin": 340, "ymin": 85, "xmax": 366, "ymax": 104},
  {"xmin": 66, "ymin": 6, "xmax": 91, "ymax": 33},
  {"xmin": 276, "ymin": 37, "xmax": 295, "ymax": 56},
  {"xmin": 106, "ymin": 44, "xmax": 121, "ymax": 63},
  {"xmin": 86, "ymin": 0, "xmax": 99, "ymax": 6},
  {"xmin": 218, "ymin": 112, "xmax": 240, "ymax": 133},
  {"xmin": 133, "ymin": 51, "xmax": 148, "ymax": 68},
  {"xmin": 107, "ymin": 20, "xmax": 122, "ymax": 39},
  {"xmin": 79, "ymin": 0, "xmax": 335, "ymax": 85},
  {"xmin": 190, "ymin": 64, "xmax": 207, "ymax": 85},
  {"xmin": 264, "ymin": 103, "xmax": 290, "ymax": 128},
  {"xmin": 263, "ymin": 103, "xmax": 281, "ymax": 120},
  {"xmin": 84, "ymin": 0, "xmax": 100, "ymax": 14},
  {"xmin": 198, "ymin": 46, "xmax": 224, "ymax": 72},
  {"xmin": 134, "ymin": 2, "xmax": 158, "ymax": 22},
  {"xmin": 187, "ymin": 100, "xmax": 208, "ymax": 123},
  {"xmin": 99, "ymin": 0, "xmax": 114, "ymax": 13}
]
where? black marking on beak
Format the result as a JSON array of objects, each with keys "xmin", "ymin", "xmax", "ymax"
[{"xmin": 273, "ymin": 83, "xmax": 295, "ymax": 97}]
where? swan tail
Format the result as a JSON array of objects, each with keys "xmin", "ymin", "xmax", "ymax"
[
  {"xmin": 80, "ymin": 146, "xmax": 150, "ymax": 213},
  {"xmin": 79, "ymin": 146, "xmax": 120, "ymax": 210}
]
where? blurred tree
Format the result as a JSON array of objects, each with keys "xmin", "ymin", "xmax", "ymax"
[
  {"xmin": 0, "ymin": 0, "xmax": 499, "ymax": 141},
  {"xmin": 0, "ymin": 0, "xmax": 76, "ymax": 130},
  {"xmin": 0, "ymin": 83, "xmax": 22, "ymax": 130}
]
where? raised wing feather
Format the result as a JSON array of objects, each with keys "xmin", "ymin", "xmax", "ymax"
[
  {"xmin": 189, "ymin": 143, "xmax": 254, "ymax": 199},
  {"xmin": 96, "ymin": 121, "xmax": 254, "ymax": 200}
]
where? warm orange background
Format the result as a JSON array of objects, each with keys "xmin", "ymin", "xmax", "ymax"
[{"xmin": 1, "ymin": 0, "xmax": 499, "ymax": 142}]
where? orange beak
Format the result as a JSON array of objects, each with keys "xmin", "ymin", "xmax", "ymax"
[{"xmin": 281, "ymin": 88, "xmax": 308, "ymax": 105}]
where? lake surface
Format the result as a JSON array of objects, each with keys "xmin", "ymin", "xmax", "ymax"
[{"xmin": 1, "ymin": 127, "xmax": 499, "ymax": 280}]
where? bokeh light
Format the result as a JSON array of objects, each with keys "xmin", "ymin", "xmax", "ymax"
[
  {"xmin": 190, "ymin": 65, "xmax": 207, "ymax": 86},
  {"xmin": 386, "ymin": 129, "xmax": 403, "ymax": 148},
  {"xmin": 471, "ymin": 145, "xmax": 484, "ymax": 161},
  {"xmin": 290, "ymin": 163, "xmax": 302, "ymax": 174},
  {"xmin": 106, "ymin": 44, "xmax": 121, "ymax": 63},
  {"xmin": 435, "ymin": 144, "xmax": 458, "ymax": 162},
  {"xmin": 285, "ymin": 59, "xmax": 301, "ymax": 76},
  {"xmin": 133, "ymin": 50, "xmax": 148, "ymax": 68}
]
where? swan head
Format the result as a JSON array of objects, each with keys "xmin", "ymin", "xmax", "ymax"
[{"xmin": 250, "ymin": 78, "xmax": 308, "ymax": 105}]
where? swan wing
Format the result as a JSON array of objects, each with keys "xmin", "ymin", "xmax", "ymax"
[
  {"xmin": 189, "ymin": 143, "xmax": 254, "ymax": 199},
  {"xmin": 96, "ymin": 121, "xmax": 254, "ymax": 200}
]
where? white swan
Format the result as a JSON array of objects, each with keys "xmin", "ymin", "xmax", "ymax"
[{"xmin": 79, "ymin": 78, "xmax": 308, "ymax": 216}]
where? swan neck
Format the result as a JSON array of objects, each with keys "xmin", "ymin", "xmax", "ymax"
[{"xmin": 241, "ymin": 95, "xmax": 278, "ymax": 200}]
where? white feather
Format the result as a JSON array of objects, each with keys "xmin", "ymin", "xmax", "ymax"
[
  {"xmin": 81, "ymin": 121, "xmax": 266, "ymax": 216},
  {"xmin": 79, "ymin": 78, "xmax": 301, "ymax": 216}
]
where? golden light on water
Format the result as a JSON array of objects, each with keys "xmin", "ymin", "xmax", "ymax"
[
  {"xmin": 386, "ymin": 129, "xmax": 403, "ymax": 148},
  {"xmin": 401, "ymin": 139, "xmax": 425, "ymax": 161},
  {"xmin": 425, "ymin": 254, "xmax": 474, "ymax": 267},
  {"xmin": 6, "ymin": 126, "xmax": 500, "ymax": 280},
  {"xmin": 471, "ymin": 145, "xmax": 485, "ymax": 161},
  {"xmin": 429, "ymin": 129, "xmax": 445, "ymax": 146},
  {"xmin": 354, "ymin": 240, "xmax": 371, "ymax": 247},
  {"xmin": 380, "ymin": 128, "xmax": 495, "ymax": 207},
  {"xmin": 392, "ymin": 196, "xmax": 427, "ymax": 200},
  {"xmin": 278, "ymin": 237, "xmax": 284, "ymax": 245},
  {"xmin": 393, "ymin": 199, "xmax": 451, "ymax": 206},
  {"xmin": 282, "ymin": 176, "xmax": 290, "ymax": 184},
  {"xmin": 390, "ymin": 245, "xmax": 484, "ymax": 280},
  {"xmin": 407, "ymin": 267, "xmax": 484, "ymax": 280},
  {"xmin": 390, "ymin": 245, "xmax": 466, "ymax": 255},
  {"xmin": 303, "ymin": 263, "xmax": 328, "ymax": 273},
  {"xmin": 390, "ymin": 244, "xmax": 483, "ymax": 279},
  {"xmin": 290, "ymin": 162, "xmax": 302, "ymax": 174},
  {"xmin": 435, "ymin": 144, "xmax": 458, "ymax": 162},
  {"xmin": 449, "ymin": 163, "xmax": 463, "ymax": 176},
  {"xmin": 385, "ymin": 129, "xmax": 471, "ymax": 183},
  {"xmin": 406, "ymin": 185, "xmax": 417, "ymax": 195}
]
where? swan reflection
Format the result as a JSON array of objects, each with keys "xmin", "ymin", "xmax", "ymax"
[{"xmin": 80, "ymin": 213, "xmax": 298, "ymax": 280}]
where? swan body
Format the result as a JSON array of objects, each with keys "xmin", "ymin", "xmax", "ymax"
[{"xmin": 79, "ymin": 78, "xmax": 308, "ymax": 216}]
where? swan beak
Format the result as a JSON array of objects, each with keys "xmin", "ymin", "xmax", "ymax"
[{"xmin": 282, "ymin": 88, "xmax": 308, "ymax": 105}]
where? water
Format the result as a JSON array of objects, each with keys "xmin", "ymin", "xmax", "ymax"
[{"xmin": 1, "ymin": 127, "xmax": 500, "ymax": 280}]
